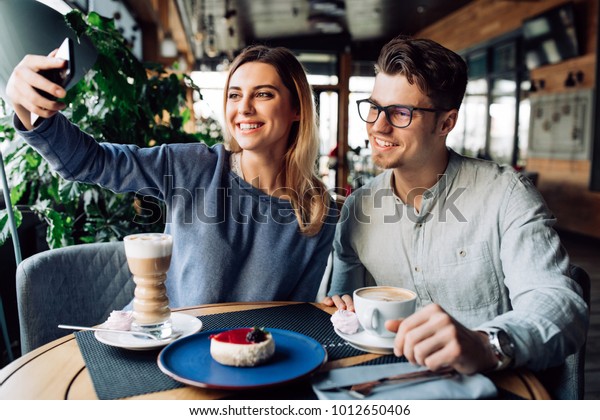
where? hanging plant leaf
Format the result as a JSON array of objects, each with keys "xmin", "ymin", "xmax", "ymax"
[{"xmin": 0, "ymin": 208, "xmax": 23, "ymax": 245}]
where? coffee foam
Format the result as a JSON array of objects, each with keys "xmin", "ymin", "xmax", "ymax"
[
  {"xmin": 357, "ymin": 287, "xmax": 415, "ymax": 302},
  {"xmin": 124, "ymin": 233, "xmax": 173, "ymax": 259}
]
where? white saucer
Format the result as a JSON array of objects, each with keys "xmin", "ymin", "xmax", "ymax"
[
  {"xmin": 334, "ymin": 327, "xmax": 395, "ymax": 355},
  {"xmin": 94, "ymin": 313, "xmax": 203, "ymax": 350}
]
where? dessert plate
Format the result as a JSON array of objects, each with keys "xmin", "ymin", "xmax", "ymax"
[
  {"xmin": 157, "ymin": 328, "xmax": 328, "ymax": 389},
  {"xmin": 334, "ymin": 327, "xmax": 395, "ymax": 355},
  {"xmin": 94, "ymin": 313, "xmax": 202, "ymax": 350}
]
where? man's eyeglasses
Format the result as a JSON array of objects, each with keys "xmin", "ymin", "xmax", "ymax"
[{"xmin": 356, "ymin": 99, "xmax": 447, "ymax": 128}]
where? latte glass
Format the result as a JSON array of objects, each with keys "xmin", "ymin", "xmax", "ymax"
[
  {"xmin": 123, "ymin": 233, "xmax": 173, "ymax": 339},
  {"xmin": 353, "ymin": 286, "xmax": 417, "ymax": 338}
]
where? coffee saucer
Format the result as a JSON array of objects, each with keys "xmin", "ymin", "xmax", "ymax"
[
  {"xmin": 334, "ymin": 327, "xmax": 395, "ymax": 355},
  {"xmin": 94, "ymin": 313, "xmax": 202, "ymax": 351}
]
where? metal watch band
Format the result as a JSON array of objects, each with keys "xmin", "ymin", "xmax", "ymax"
[{"xmin": 487, "ymin": 329, "xmax": 514, "ymax": 371}]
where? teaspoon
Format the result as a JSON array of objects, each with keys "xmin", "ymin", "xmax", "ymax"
[{"xmin": 58, "ymin": 324, "xmax": 182, "ymax": 341}]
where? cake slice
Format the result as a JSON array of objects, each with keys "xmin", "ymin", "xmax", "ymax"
[{"xmin": 210, "ymin": 327, "xmax": 275, "ymax": 367}]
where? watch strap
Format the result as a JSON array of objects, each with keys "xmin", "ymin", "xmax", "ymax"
[{"xmin": 485, "ymin": 328, "xmax": 514, "ymax": 371}]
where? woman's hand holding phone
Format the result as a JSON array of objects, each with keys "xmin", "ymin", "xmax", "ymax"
[
  {"xmin": 6, "ymin": 39, "xmax": 72, "ymax": 130},
  {"xmin": 35, "ymin": 38, "xmax": 74, "ymax": 100}
]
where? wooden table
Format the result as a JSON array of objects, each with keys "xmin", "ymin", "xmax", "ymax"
[{"xmin": 0, "ymin": 302, "xmax": 550, "ymax": 400}]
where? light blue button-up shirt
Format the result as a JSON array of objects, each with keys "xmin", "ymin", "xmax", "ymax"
[{"xmin": 329, "ymin": 149, "xmax": 588, "ymax": 371}]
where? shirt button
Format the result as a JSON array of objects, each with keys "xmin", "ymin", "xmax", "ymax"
[
  {"xmin": 459, "ymin": 250, "xmax": 466, "ymax": 257},
  {"xmin": 414, "ymin": 266, "xmax": 420, "ymax": 272},
  {"xmin": 416, "ymin": 223, "xmax": 423, "ymax": 228}
]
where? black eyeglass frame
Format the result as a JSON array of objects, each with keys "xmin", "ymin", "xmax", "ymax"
[{"xmin": 356, "ymin": 99, "xmax": 448, "ymax": 128}]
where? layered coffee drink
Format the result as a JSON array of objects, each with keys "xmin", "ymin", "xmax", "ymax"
[
  {"xmin": 355, "ymin": 286, "xmax": 415, "ymax": 302},
  {"xmin": 124, "ymin": 233, "xmax": 173, "ymax": 339}
]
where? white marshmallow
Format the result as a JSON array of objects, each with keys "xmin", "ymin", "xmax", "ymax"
[{"xmin": 331, "ymin": 309, "xmax": 360, "ymax": 334}]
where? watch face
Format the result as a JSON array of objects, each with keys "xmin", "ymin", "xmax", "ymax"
[{"xmin": 497, "ymin": 330, "xmax": 515, "ymax": 358}]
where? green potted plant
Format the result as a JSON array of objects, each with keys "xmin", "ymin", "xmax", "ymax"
[{"xmin": 0, "ymin": 10, "xmax": 223, "ymax": 249}]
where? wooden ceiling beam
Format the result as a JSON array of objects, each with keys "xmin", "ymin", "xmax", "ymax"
[
  {"xmin": 124, "ymin": 0, "xmax": 160, "ymax": 24},
  {"xmin": 123, "ymin": 0, "xmax": 193, "ymax": 69}
]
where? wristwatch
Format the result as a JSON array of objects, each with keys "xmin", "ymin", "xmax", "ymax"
[{"xmin": 485, "ymin": 328, "xmax": 515, "ymax": 370}]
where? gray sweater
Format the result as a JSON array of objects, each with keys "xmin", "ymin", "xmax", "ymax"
[{"xmin": 16, "ymin": 113, "xmax": 336, "ymax": 307}]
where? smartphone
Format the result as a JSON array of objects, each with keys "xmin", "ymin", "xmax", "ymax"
[{"xmin": 37, "ymin": 37, "xmax": 74, "ymax": 100}]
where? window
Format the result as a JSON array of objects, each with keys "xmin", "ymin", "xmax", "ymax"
[
  {"xmin": 190, "ymin": 71, "xmax": 227, "ymax": 129},
  {"xmin": 457, "ymin": 33, "xmax": 528, "ymax": 167},
  {"xmin": 315, "ymin": 90, "xmax": 339, "ymax": 190},
  {"xmin": 348, "ymin": 76, "xmax": 373, "ymax": 151},
  {"xmin": 489, "ymin": 77, "xmax": 517, "ymax": 164},
  {"xmin": 449, "ymin": 79, "xmax": 488, "ymax": 158}
]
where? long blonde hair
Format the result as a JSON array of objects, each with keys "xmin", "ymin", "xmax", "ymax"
[{"xmin": 223, "ymin": 45, "xmax": 329, "ymax": 236}]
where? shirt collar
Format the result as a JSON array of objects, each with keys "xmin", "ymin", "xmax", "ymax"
[
  {"xmin": 385, "ymin": 147, "xmax": 462, "ymax": 202},
  {"xmin": 425, "ymin": 147, "xmax": 462, "ymax": 200}
]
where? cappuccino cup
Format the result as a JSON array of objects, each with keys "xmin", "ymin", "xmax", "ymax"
[
  {"xmin": 353, "ymin": 286, "xmax": 417, "ymax": 338},
  {"xmin": 124, "ymin": 233, "xmax": 173, "ymax": 339}
]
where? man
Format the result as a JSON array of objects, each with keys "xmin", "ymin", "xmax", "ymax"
[{"xmin": 323, "ymin": 36, "xmax": 588, "ymax": 375}]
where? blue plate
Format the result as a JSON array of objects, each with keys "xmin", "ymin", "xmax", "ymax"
[{"xmin": 157, "ymin": 328, "xmax": 328, "ymax": 389}]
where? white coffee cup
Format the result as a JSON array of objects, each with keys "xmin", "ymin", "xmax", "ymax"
[{"xmin": 353, "ymin": 286, "xmax": 417, "ymax": 338}]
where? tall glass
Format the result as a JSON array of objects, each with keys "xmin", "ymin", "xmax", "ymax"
[{"xmin": 123, "ymin": 233, "xmax": 173, "ymax": 339}]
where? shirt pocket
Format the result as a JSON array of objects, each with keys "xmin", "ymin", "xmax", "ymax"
[{"xmin": 425, "ymin": 241, "xmax": 500, "ymax": 311}]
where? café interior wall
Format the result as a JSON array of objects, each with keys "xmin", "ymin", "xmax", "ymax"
[{"xmin": 417, "ymin": 0, "xmax": 600, "ymax": 239}]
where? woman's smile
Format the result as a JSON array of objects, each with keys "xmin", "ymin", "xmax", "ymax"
[{"xmin": 238, "ymin": 122, "xmax": 263, "ymax": 131}]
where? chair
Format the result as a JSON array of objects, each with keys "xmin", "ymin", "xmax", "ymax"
[
  {"xmin": 315, "ymin": 195, "xmax": 347, "ymax": 302},
  {"xmin": 537, "ymin": 264, "xmax": 591, "ymax": 399},
  {"xmin": 16, "ymin": 241, "xmax": 134, "ymax": 354}
]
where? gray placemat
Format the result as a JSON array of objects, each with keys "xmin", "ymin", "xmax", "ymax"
[
  {"xmin": 75, "ymin": 334, "xmax": 179, "ymax": 399},
  {"xmin": 76, "ymin": 303, "xmax": 365, "ymax": 399}
]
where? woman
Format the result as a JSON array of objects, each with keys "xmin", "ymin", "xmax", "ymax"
[{"xmin": 7, "ymin": 45, "xmax": 336, "ymax": 306}]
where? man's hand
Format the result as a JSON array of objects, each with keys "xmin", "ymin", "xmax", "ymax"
[
  {"xmin": 321, "ymin": 294, "xmax": 355, "ymax": 311},
  {"xmin": 385, "ymin": 303, "xmax": 498, "ymax": 374},
  {"xmin": 6, "ymin": 53, "xmax": 67, "ymax": 130}
]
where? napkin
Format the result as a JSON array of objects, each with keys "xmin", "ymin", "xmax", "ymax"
[{"xmin": 312, "ymin": 363, "xmax": 497, "ymax": 400}]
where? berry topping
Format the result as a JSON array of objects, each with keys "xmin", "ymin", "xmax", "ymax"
[{"xmin": 246, "ymin": 327, "xmax": 267, "ymax": 343}]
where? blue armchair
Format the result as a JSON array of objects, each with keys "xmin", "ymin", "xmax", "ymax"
[
  {"xmin": 536, "ymin": 264, "xmax": 591, "ymax": 399},
  {"xmin": 16, "ymin": 241, "xmax": 134, "ymax": 354}
]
